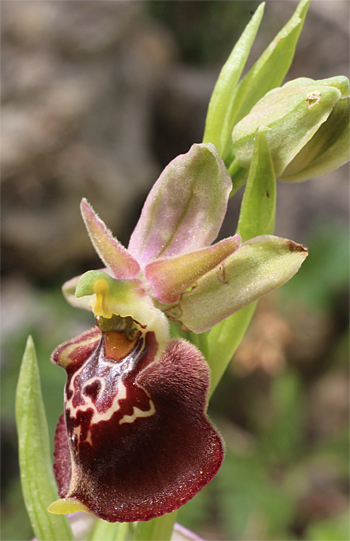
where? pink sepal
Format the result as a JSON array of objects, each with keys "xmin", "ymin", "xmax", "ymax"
[{"xmin": 128, "ymin": 144, "xmax": 232, "ymax": 266}]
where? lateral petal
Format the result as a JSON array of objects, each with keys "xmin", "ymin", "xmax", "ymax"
[{"xmin": 145, "ymin": 236, "xmax": 241, "ymax": 304}]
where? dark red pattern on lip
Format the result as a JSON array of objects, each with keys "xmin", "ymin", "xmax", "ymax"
[
  {"xmin": 52, "ymin": 327, "xmax": 101, "ymax": 375},
  {"xmin": 53, "ymin": 331, "xmax": 224, "ymax": 523},
  {"xmin": 53, "ymin": 414, "xmax": 71, "ymax": 498}
]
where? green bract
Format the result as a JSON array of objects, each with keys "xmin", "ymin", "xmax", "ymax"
[
  {"xmin": 203, "ymin": 0, "xmax": 311, "ymax": 193},
  {"xmin": 232, "ymin": 76, "xmax": 350, "ymax": 180}
]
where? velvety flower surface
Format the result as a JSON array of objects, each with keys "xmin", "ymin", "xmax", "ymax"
[
  {"xmin": 50, "ymin": 143, "xmax": 308, "ymax": 523},
  {"xmin": 51, "ymin": 324, "xmax": 223, "ymax": 522}
]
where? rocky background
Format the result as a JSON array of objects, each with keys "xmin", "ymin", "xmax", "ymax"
[
  {"xmin": 2, "ymin": 1, "xmax": 349, "ymax": 281},
  {"xmin": 1, "ymin": 2, "xmax": 349, "ymax": 540}
]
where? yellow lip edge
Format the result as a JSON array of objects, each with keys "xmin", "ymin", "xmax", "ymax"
[{"xmin": 48, "ymin": 498, "xmax": 91, "ymax": 515}]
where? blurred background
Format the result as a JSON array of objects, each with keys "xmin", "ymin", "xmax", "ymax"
[{"xmin": 1, "ymin": 1, "xmax": 349, "ymax": 540}]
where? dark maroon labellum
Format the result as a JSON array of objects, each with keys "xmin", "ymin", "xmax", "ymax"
[{"xmin": 52, "ymin": 325, "xmax": 224, "ymax": 522}]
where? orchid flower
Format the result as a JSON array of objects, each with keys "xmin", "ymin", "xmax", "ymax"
[
  {"xmin": 47, "ymin": 143, "xmax": 308, "ymax": 523},
  {"xmin": 19, "ymin": 2, "xmax": 344, "ymax": 538}
]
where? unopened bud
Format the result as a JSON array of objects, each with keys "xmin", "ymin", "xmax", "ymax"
[{"xmin": 232, "ymin": 76, "xmax": 349, "ymax": 180}]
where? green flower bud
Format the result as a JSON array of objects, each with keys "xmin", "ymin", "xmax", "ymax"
[{"xmin": 232, "ymin": 76, "xmax": 349, "ymax": 180}]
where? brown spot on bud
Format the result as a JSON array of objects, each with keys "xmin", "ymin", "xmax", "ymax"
[
  {"xmin": 216, "ymin": 262, "xmax": 229, "ymax": 285},
  {"xmin": 286, "ymin": 240, "xmax": 308, "ymax": 253},
  {"xmin": 306, "ymin": 91, "xmax": 321, "ymax": 108}
]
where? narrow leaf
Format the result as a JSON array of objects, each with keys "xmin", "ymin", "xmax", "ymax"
[
  {"xmin": 208, "ymin": 134, "xmax": 276, "ymax": 391},
  {"xmin": 222, "ymin": 0, "xmax": 311, "ymax": 159},
  {"xmin": 16, "ymin": 336, "xmax": 73, "ymax": 541},
  {"xmin": 236, "ymin": 130, "xmax": 276, "ymax": 241},
  {"xmin": 203, "ymin": 3, "xmax": 265, "ymax": 155},
  {"xmin": 227, "ymin": 160, "xmax": 248, "ymax": 196}
]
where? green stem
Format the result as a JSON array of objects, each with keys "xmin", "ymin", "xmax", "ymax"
[
  {"xmin": 133, "ymin": 511, "xmax": 178, "ymax": 541},
  {"xmin": 188, "ymin": 331, "xmax": 209, "ymax": 360},
  {"xmin": 228, "ymin": 160, "xmax": 247, "ymax": 196},
  {"xmin": 90, "ymin": 520, "xmax": 135, "ymax": 541},
  {"xmin": 208, "ymin": 303, "xmax": 257, "ymax": 396},
  {"xmin": 170, "ymin": 321, "xmax": 209, "ymax": 360}
]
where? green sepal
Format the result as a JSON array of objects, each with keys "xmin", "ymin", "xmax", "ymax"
[
  {"xmin": 281, "ymin": 94, "xmax": 350, "ymax": 182},
  {"xmin": 128, "ymin": 143, "xmax": 232, "ymax": 265},
  {"xmin": 177, "ymin": 235, "xmax": 308, "ymax": 334},
  {"xmin": 236, "ymin": 130, "xmax": 276, "ymax": 241},
  {"xmin": 232, "ymin": 81, "xmax": 341, "ymax": 176},
  {"xmin": 16, "ymin": 336, "xmax": 74, "ymax": 541},
  {"xmin": 203, "ymin": 3, "xmax": 265, "ymax": 156}
]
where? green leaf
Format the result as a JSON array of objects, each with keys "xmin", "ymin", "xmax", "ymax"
[
  {"xmin": 16, "ymin": 336, "xmax": 73, "ymax": 541},
  {"xmin": 203, "ymin": 3, "xmax": 265, "ymax": 156},
  {"xmin": 236, "ymin": 130, "xmax": 276, "ymax": 241},
  {"xmin": 133, "ymin": 511, "xmax": 178, "ymax": 541},
  {"xmin": 188, "ymin": 331, "xmax": 209, "ymax": 361},
  {"xmin": 223, "ymin": 0, "xmax": 311, "ymax": 159},
  {"xmin": 90, "ymin": 519, "xmax": 135, "ymax": 541}
]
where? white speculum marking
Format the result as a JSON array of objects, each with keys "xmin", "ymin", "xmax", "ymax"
[
  {"xmin": 66, "ymin": 373, "xmax": 127, "ymax": 425},
  {"xmin": 65, "ymin": 345, "xmax": 128, "ymax": 429},
  {"xmin": 119, "ymin": 400, "xmax": 156, "ymax": 425},
  {"xmin": 65, "ymin": 341, "xmax": 156, "ymax": 443}
]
